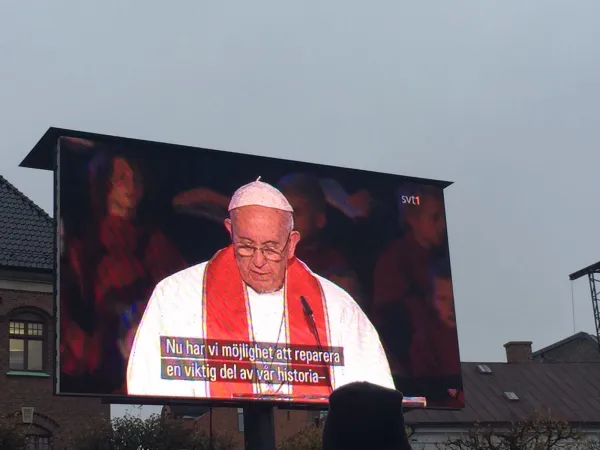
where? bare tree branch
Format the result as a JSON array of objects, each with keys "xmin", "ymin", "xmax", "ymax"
[{"xmin": 443, "ymin": 413, "xmax": 590, "ymax": 450}]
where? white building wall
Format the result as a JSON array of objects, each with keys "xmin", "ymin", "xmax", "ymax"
[
  {"xmin": 409, "ymin": 427, "xmax": 468, "ymax": 450},
  {"xmin": 408, "ymin": 426, "xmax": 600, "ymax": 450}
]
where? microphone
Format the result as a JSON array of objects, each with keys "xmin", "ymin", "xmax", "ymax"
[
  {"xmin": 300, "ymin": 296, "xmax": 333, "ymax": 393},
  {"xmin": 300, "ymin": 296, "xmax": 313, "ymax": 316}
]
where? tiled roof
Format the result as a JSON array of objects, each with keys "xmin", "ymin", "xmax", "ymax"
[
  {"xmin": 405, "ymin": 362, "xmax": 600, "ymax": 426},
  {"xmin": 0, "ymin": 175, "xmax": 53, "ymax": 271}
]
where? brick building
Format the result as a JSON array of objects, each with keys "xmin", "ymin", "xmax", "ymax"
[
  {"xmin": 0, "ymin": 174, "xmax": 109, "ymax": 449},
  {"xmin": 162, "ymin": 405, "xmax": 324, "ymax": 449}
]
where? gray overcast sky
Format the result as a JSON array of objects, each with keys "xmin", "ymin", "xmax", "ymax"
[{"xmin": 1, "ymin": 1, "xmax": 599, "ymax": 417}]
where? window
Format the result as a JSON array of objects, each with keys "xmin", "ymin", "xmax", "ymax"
[
  {"xmin": 24, "ymin": 425, "xmax": 52, "ymax": 450},
  {"xmin": 26, "ymin": 435, "xmax": 51, "ymax": 450},
  {"xmin": 9, "ymin": 313, "xmax": 45, "ymax": 371},
  {"xmin": 237, "ymin": 408, "xmax": 244, "ymax": 432},
  {"xmin": 477, "ymin": 364, "xmax": 492, "ymax": 374}
]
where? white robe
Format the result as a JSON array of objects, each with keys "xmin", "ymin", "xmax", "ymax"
[{"xmin": 127, "ymin": 261, "xmax": 394, "ymax": 399}]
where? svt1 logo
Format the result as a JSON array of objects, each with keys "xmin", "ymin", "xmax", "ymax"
[{"xmin": 400, "ymin": 195, "xmax": 420, "ymax": 206}]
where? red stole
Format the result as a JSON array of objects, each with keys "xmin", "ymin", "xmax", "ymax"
[{"xmin": 203, "ymin": 245, "xmax": 332, "ymax": 402}]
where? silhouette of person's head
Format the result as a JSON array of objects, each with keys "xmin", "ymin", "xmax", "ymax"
[{"xmin": 322, "ymin": 382, "xmax": 412, "ymax": 450}]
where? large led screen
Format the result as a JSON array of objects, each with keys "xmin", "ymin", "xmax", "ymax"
[{"xmin": 57, "ymin": 134, "xmax": 463, "ymax": 409}]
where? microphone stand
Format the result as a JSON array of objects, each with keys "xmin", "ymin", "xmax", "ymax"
[
  {"xmin": 243, "ymin": 402, "xmax": 276, "ymax": 450},
  {"xmin": 242, "ymin": 296, "xmax": 332, "ymax": 450},
  {"xmin": 301, "ymin": 296, "xmax": 333, "ymax": 393}
]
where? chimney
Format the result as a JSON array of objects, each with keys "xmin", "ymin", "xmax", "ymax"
[{"xmin": 504, "ymin": 341, "xmax": 532, "ymax": 364}]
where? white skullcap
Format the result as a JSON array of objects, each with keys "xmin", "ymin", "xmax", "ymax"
[{"xmin": 228, "ymin": 177, "xmax": 294, "ymax": 213}]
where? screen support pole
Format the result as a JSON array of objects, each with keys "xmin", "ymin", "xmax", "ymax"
[{"xmin": 243, "ymin": 404, "xmax": 276, "ymax": 450}]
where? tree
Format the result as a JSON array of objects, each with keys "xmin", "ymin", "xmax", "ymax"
[
  {"xmin": 277, "ymin": 425, "xmax": 322, "ymax": 450},
  {"xmin": 275, "ymin": 421, "xmax": 412, "ymax": 450},
  {"xmin": 0, "ymin": 413, "xmax": 26, "ymax": 450},
  {"xmin": 585, "ymin": 441, "xmax": 600, "ymax": 450},
  {"xmin": 443, "ymin": 413, "xmax": 589, "ymax": 450},
  {"xmin": 62, "ymin": 414, "xmax": 236, "ymax": 450}
]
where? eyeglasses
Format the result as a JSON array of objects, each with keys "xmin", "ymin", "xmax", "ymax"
[{"xmin": 233, "ymin": 234, "xmax": 291, "ymax": 262}]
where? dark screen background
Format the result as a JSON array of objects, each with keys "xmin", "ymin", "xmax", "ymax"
[{"xmin": 57, "ymin": 135, "xmax": 463, "ymax": 409}]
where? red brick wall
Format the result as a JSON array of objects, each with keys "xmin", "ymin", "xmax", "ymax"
[
  {"xmin": 0, "ymin": 287, "xmax": 110, "ymax": 446},
  {"xmin": 504, "ymin": 341, "xmax": 532, "ymax": 364},
  {"xmin": 175, "ymin": 407, "xmax": 317, "ymax": 449},
  {"xmin": 189, "ymin": 408, "xmax": 244, "ymax": 449},
  {"xmin": 275, "ymin": 409, "xmax": 318, "ymax": 442}
]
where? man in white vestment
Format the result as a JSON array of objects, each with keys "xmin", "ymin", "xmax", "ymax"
[{"xmin": 127, "ymin": 178, "xmax": 394, "ymax": 402}]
